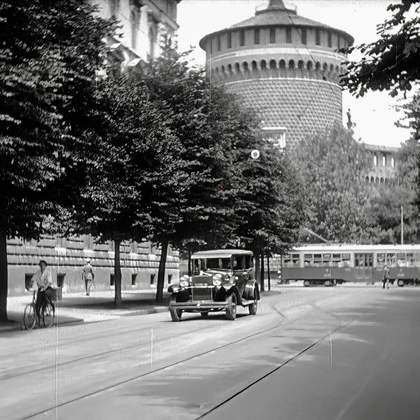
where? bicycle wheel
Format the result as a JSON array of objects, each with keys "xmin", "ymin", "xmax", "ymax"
[
  {"xmin": 23, "ymin": 304, "xmax": 36, "ymax": 330},
  {"xmin": 42, "ymin": 302, "xmax": 55, "ymax": 328}
]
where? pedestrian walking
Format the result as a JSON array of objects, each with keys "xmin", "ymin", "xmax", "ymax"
[
  {"xmin": 383, "ymin": 265, "xmax": 390, "ymax": 289},
  {"xmin": 82, "ymin": 258, "xmax": 95, "ymax": 296}
]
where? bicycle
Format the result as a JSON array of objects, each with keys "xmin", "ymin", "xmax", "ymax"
[{"xmin": 23, "ymin": 289, "xmax": 56, "ymax": 330}]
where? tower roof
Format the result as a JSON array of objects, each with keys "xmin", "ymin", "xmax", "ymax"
[{"xmin": 199, "ymin": 1, "xmax": 353, "ymax": 49}]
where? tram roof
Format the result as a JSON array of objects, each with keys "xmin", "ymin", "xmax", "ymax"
[
  {"xmin": 291, "ymin": 244, "xmax": 420, "ymax": 253},
  {"xmin": 191, "ymin": 249, "xmax": 253, "ymax": 259}
]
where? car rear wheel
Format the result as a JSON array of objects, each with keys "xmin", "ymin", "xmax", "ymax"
[
  {"xmin": 397, "ymin": 279, "xmax": 405, "ymax": 287},
  {"xmin": 226, "ymin": 294, "xmax": 237, "ymax": 321},
  {"xmin": 169, "ymin": 297, "xmax": 182, "ymax": 322},
  {"xmin": 303, "ymin": 280, "xmax": 311, "ymax": 287},
  {"xmin": 200, "ymin": 312, "xmax": 209, "ymax": 318},
  {"xmin": 249, "ymin": 288, "xmax": 258, "ymax": 315}
]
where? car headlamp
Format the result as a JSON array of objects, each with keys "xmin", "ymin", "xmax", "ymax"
[
  {"xmin": 179, "ymin": 275, "xmax": 190, "ymax": 288},
  {"xmin": 213, "ymin": 274, "xmax": 223, "ymax": 287}
]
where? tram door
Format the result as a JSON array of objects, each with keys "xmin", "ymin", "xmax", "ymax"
[{"xmin": 354, "ymin": 253, "xmax": 374, "ymax": 283}]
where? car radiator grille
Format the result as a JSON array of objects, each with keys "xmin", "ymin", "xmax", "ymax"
[{"xmin": 192, "ymin": 287, "xmax": 212, "ymax": 301}]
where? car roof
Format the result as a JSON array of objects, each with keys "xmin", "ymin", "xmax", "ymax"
[{"xmin": 191, "ymin": 249, "xmax": 253, "ymax": 259}]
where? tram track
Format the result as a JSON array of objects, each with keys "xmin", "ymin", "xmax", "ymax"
[
  {"xmin": 3, "ymin": 290, "xmax": 359, "ymax": 384},
  {"xmin": 18, "ymin": 292, "xmax": 358, "ymax": 420},
  {"xmin": 196, "ymin": 319, "xmax": 355, "ymax": 419}
]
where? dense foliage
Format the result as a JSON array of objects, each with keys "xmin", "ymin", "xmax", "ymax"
[
  {"xmin": 0, "ymin": 0, "xmax": 114, "ymax": 320},
  {"xmin": 343, "ymin": 0, "xmax": 420, "ymax": 97}
]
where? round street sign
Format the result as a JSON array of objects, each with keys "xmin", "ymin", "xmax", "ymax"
[{"xmin": 251, "ymin": 149, "xmax": 260, "ymax": 160}]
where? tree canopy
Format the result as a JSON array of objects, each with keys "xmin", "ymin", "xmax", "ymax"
[
  {"xmin": 0, "ymin": 0, "xmax": 114, "ymax": 320},
  {"xmin": 343, "ymin": 0, "xmax": 420, "ymax": 97}
]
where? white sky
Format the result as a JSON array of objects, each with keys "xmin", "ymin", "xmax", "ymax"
[{"xmin": 176, "ymin": 0, "xmax": 411, "ymax": 147}]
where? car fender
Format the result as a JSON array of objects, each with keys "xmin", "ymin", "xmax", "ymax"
[{"xmin": 244, "ymin": 279, "xmax": 259, "ymax": 300}]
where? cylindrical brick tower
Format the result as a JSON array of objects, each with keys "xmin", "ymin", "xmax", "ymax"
[{"xmin": 199, "ymin": 0, "xmax": 354, "ymax": 148}]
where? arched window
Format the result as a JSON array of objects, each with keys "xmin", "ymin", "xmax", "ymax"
[
  {"xmin": 130, "ymin": 8, "xmax": 141, "ymax": 50},
  {"xmin": 315, "ymin": 62, "xmax": 321, "ymax": 71},
  {"xmin": 371, "ymin": 177, "xmax": 375, "ymax": 183},
  {"xmin": 235, "ymin": 62, "xmax": 240, "ymax": 73},
  {"xmin": 380, "ymin": 178, "xmax": 384, "ymax": 184},
  {"xmin": 148, "ymin": 24, "xmax": 157, "ymax": 60},
  {"xmin": 227, "ymin": 32, "xmax": 232, "ymax": 49},
  {"xmin": 288, "ymin": 59, "xmax": 295, "ymax": 69},
  {"xmin": 298, "ymin": 60, "xmax": 304, "ymax": 70},
  {"xmin": 221, "ymin": 65, "xmax": 225, "ymax": 73},
  {"xmin": 260, "ymin": 60, "xmax": 267, "ymax": 70},
  {"xmin": 239, "ymin": 30, "xmax": 245, "ymax": 46},
  {"xmin": 307, "ymin": 61, "xmax": 313, "ymax": 70},
  {"xmin": 335, "ymin": 65, "xmax": 340, "ymax": 73},
  {"xmin": 323, "ymin": 63, "xmax": 328, "ymax": 72},
  {"xmin": 227, "ymin": 64, "xmax": 233, "ymax": 74},
  {"xmin": 269, "ymin": 28, "xmax": 276, "ymax": 44},
  {"xmin": 269, "ymin": 59, "xmax": 277, "ymax": 70},
  {"xmin": 243, "ymin": 61, "xmax": 249, "ymax": 72},
  {"xmin": 251, "ymin": 60, "xmax": 258, "ymax": 71},
  {"xmin": 279, "ymin": 59, "xmax": 286, "ymax": 69},
  {"xmin": 330, "ymin": 64, "xmax": 334, "ymax": 72},
  {"xmin": 365, "ymin": 176, "xmax": 370, "ymax": 183},
  {"xmin": 375, "ymin": 177, "xmax": 379, "ymax": 184}
]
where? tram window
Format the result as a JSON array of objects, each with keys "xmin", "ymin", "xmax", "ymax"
[
  {"xmin": 304, "ymin": 254, "xmax": 313, "ymax": 266},
  {"xmin": 322, "ymin": 254, "xmax": 331, "ymax": 266},
  {"xmin": 397, "ymin": 253, "xmax": 406, "ymax": 266},
  {"xmin": 284, "ymin": 255, "xmax": 291, "ymax": 267},
  {"xmin": 355, "ymin": 253, "xmax": 372, "ymax": 267},
  {"xmin": 386, "ymin": 253, "xmax": 396, "ymax": 266},
  {"xmin": 332, "ymin": 254, "xmax": 341, "ymax": 267},
  {"xmin": 292, "ymin": 254, "xmax": 300, "ymax": 266},
  {"xmin": 341, "ymin": 254, "xmax": 351, "ymax": 267},
  {"xmin": 376, "ymin": 253, "xmax": 386, "ymax": 266},
  {"xmin": 407, "ymin": 253, "xmax": 414, "ymax": 266},
  {"xmin": 314, "ymin": 254, "xmax": 322, "ymax": 266}
]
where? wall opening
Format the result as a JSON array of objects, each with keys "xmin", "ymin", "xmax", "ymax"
[
  {"xmin": 168, "ymin": 274, "xmax": 173, "ymax": 285},
  {"xmin": 269, "ymin": 59, "xmax": 277, "ymax": 70},
  {"xmin": 110, "ymin": 273, "xmax": 115, "ymax": 286},
  {"xmin": 150, "ymin": 273, "xmax": 156, "ymax": 285},
  {"xmin": 57, "ymin": 273, "xmax": 66, "ymax": 288},
  {"xmin": 131, "ymin": 273, "xmax": 137, "ymax": 286}
]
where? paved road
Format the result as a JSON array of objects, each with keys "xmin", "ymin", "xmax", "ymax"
[{"xmin": 1, "ymin": 287, "xmax": 420, "ymax": 420}]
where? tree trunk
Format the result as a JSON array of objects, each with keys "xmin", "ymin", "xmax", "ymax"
[
  {"xmin": 267, "ymin": 254, "xmax": 271, "ymax": 291},
  {"xmin": 0, "ymin": 229, "xmax": 7, "ymax": 321},
  {"xmin": 254, "ymin": 252, "xmax": 261, "ymax": 287},
  {"xmin": 188, "ymin": 248, "xmax": 192, "ymax": 276},
  {"xmin": 260, "ymin": 252, "xmax": 265, "ymax": 292},
  {"xmin": 114, "ymin": 239, "xmax": 122, "ymax": 306},
  {"xmin": 156, "ymin": 240, "xmax": 168, "ymax": 303}
]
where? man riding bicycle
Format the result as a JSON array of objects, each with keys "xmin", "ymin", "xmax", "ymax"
[{"xmin": 31, "ymin": 260, "xmax": 54, "ymax": 320}]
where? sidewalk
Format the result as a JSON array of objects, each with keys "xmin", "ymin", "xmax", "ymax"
[{"xmin": 2, "ymin": 290, "xmax": 169, "ymax": 332}]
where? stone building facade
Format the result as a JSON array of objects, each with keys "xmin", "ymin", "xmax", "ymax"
[
  {"xmin": 364, "ymin": 144, "xmax": 399, "ymax": 185},
  {"xmin": 199, "ymin": 0, "xmax": 353, "ymax": 149},
  {"xmin": 8, "ymin": 0, "xmax": 182, "ymax": 296}
]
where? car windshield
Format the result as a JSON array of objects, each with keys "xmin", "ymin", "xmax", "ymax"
[{"xmin": 205, "ymin": 258, "xmax": 231, "ymax": 270}]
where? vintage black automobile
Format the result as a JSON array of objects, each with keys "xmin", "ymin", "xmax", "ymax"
[{"xmin": 168, "ymin": 249, "xmax": 260, "ymax": 321}]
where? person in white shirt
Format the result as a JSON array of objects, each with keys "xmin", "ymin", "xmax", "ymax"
[
  {"xmin": 32, "ymin": 260, "xmax": 53, "ymax": 319},
  {"xmin": 82, "ymin": 258, "xmax": 95, "ymax": 296}
]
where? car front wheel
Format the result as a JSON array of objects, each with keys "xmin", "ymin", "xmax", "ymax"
[
  {"xmin": 249, "ymin": 289, "xmax": 258, "ymax": 315},
  {"xmin": 226, "ymin": 294, "xmax": 237, "ymax": 321},
  {"xmin": 169, "ymin": 297, "xmax": 183, "ymax": 322}
]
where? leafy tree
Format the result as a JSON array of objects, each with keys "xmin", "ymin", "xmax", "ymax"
[
  {"xmin": 72, "ymin": 75, "xmax": 186, "ymax": 305},
  {"xmin": 291, "ymin": 124, "xmax": 371, "ymax": 243},
  {"xmin": 367, "ymin": 138, "xmax": 420, "ymax": 243},
  {"xmin": 136, "ymin": 42, "xmax": 241, "ymax": 303},
  {"xmin": 0, "ymin": 0, "xmax": 113, "ymax": 321},
  {"xmin": 343, "ymin": 0, "xmax": 420, "ymax": 97}
]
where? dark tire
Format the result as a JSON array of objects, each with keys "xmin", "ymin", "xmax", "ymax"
[
  {"xmin": 226, "ymin": 293, "xmax": 237, "ymax": 321},
  {"xmin": 303, "ymin": 280, "xmax": 311, "ymax": 287},
  {"xmin": 249, "ymin": 296, "xmax": 258, "ymax": 315},
  {"xmin": 397, "ymin": 279, "xmax": 405, "ymax": 287},
  {"xmin": 324, "ymin": 280, "xmax": 331, "ymax": 287},
  {"xmin": 200, "ymin": 312, "xmax": 209, "ymax": 318},
  {"xmin": 42, "ymin": 302, "xmax": 55, "ymax": 328},
  {"xmin": 23, "ymin": 304, "xmax": 36, "ymax": 330},
  {"xmin": 169, "ymin": 297, "xmax": 182, "ymax": 322}
]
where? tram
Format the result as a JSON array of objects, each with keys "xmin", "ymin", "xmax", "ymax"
[{"xmin": 280, "ymin": 244, "xmax": 420, "ymax": 287}]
